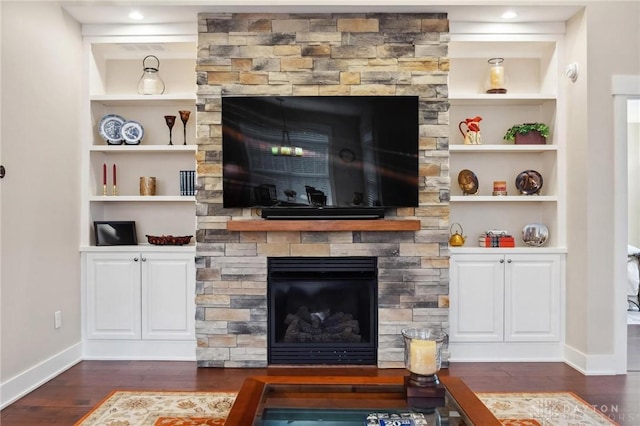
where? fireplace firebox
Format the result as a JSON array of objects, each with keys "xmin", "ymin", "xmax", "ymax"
[{"xmin": 267, "ymin": 257, "xmax": 378, "ymax": 365}]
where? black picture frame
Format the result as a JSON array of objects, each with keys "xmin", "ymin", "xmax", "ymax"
[{"xmin": 94, "ymin": 221, "xmax": 138, "ymax": 246}]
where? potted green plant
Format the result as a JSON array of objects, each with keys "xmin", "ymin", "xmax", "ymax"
[{"xmin": 503, "ymin": 122, "xmax": 550, "ymax": 145}]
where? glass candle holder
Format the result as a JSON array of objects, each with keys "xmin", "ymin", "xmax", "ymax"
[
  {"xmin": 486, "ymin": 57, "xmax": 507, "ymax": 94},
  {"xmin": 401, "ymin": 327, "xmax": 447, "ymax": 383},
  {"xmin": 137, "ymin": 55, "xmax": 165, "ymax": 95}
]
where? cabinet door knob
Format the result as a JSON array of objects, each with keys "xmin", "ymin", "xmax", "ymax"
[
  {"xmin": 141, "ymin": 257, "xmax": 147, "ymax": 262},
  {"xmin": 134, "ymin": 257, "xmax": 139, "ymax": 262},
  {"xmin": 507, "ymin": 259, "xmax": 512, "ymax": 263},
  {"xmin": 499, "ymin": 259, "xmax": 504, "ymax": 263}
]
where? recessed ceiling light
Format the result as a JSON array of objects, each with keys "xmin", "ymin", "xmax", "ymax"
[
  {"xmin": 128, "ymin": 10, "xmax": 144, "ymax": 21},
  {"xmin": 501, "ymin": 11, "xmax": 518, "ymax": 20}
]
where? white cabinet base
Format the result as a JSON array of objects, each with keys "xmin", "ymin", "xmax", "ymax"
[
  {"xmin": 449, "ymin": 252, "xmax": 565, "ymax": 361},
  {"xmin": 82, "ymin": 249, "xmax": 196, "ymax": 360},
  {"xmin": 83, "ymin": 339, "xmax": 196, "ymax": 361}
]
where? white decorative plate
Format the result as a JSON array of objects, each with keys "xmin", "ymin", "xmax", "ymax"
[
  {"xmin": 120, "ymin": 120, "xmax": 144, "ymax": 145},
  {"xmin": 99, "ymin": 114, "xmax": 125, "ymax": 145}
]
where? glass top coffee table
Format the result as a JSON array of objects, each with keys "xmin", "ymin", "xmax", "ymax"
[{"xmin": 225, "ymin": 373, "xmax": 501, "ymax": 425}]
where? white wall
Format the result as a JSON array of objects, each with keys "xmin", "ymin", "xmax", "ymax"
[
  {"xmin": 0, "ymin": 1, "xmax": 83, "ymax": 405},
  {"xmin": 564, "ymin": 2, "xmax": 640, "ymax": 373}
]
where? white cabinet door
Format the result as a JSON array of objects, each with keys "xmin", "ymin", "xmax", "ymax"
[
  {"xmin": 504, "ymin": 254, "xmax": 560, "ymax": 342},
  {"xmin": 141, "ymin": 253, "xmax": 195, "ymax": 340},
  {"xmin": 450, "ymin": 254, "xmax": 504, "ymax": 342},
  {"xmin": 85, "ymin": 253, "xmax": 141, "ymax": 339}
]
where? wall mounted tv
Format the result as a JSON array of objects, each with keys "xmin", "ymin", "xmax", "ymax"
[{"xmin": 222, "ymin": 96, "xmax": 419, "ymax": 219}]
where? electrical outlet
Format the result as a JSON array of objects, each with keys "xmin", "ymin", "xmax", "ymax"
[{"xmin": 54, "ymin": 311, "xmax": 62, "ymax": 329}]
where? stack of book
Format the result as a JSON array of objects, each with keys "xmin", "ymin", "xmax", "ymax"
[
  {"xmin": 479, "ymin": 230, "xmax": 515, "ymax": 247},
  {"xmin": 179, "ymin": 170, "xmax": 196, "ymax": 196}
]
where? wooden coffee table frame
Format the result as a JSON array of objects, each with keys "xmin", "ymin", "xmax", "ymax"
[{"xmin": 225, "ymin": 374, "xmax": 501, "ymax": 425}]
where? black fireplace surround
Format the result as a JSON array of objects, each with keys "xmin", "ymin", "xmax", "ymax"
[{"xmin": 267, "ymin": 256, "xmax": 378, "ymax": 365}]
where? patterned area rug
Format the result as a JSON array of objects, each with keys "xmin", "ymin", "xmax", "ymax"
[
  {"xmin": 74, "ymin": 391, "xmax": 236, "ymax": 426},
  {"xmin": 477, "ymin": 392, "xmax": 617, "ymax": 426},
  {"xmin": 75, "ymin": 390, "xmax": 616, "ymax": 426}
]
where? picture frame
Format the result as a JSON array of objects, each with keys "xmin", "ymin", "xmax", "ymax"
[{"xmin": 94, "ymin": 221, "xmax": 138, "ymax": 246}]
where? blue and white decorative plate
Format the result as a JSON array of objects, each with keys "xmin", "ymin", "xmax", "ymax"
[
  {"xmin": 120, "ymin": 120, "xmax": 144, "ymax": 145},
  {"xmin": 99, "ymin": 114, "xmax": 125, "ymax": 145}
]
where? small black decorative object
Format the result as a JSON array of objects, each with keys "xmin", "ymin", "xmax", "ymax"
[{"xmin": 94, "ymin": 221, "xmax": 137, "ymax": 246}]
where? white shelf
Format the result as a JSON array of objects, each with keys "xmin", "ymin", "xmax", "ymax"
[
  {"xmin": 449, "ymin": 94, "xmax": 556, "ymax": 106},
  {"xmin": 90, "ymin": 94, "xmax": 196, "ymax": 106},
  {"xmin": 449, "ymin": 145, "xmax": 557, "ymax": 153},
  {"xmin": 90, "ymin": 145, "xmax": 197, "ymax": 153},
  {"xmin": 449, "ymin": 246, "xmax": 567, "ymax": 254},
  {"xmin": 90, "ymin": 195, "xmax": 195, "ymax": 202},
  {"xmin": 450, "ymin": 195, "xmax": 557, "ymax": 202},
  {"xmin": 80, "ymin": 244, "xmax": 196, "ymax": 253}
]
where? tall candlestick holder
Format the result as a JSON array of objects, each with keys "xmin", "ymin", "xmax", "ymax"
[
  {"xmin": 179, "ymin": 110, "xmax": 191, "ymax": 145},
  {"xmin": 401, "ymin": 327, "xmax": 448, "ymax": 410},
  {"xmin": 164, "ymin": 115, "xmax": 176, "ymax": 145}
]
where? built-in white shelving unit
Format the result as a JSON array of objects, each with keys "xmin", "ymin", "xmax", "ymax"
[
  {"xmin": 80, "ymin": 36, "xmax": 198, "ymax": 248},
  {"xmin": 447, "ymin": 27, "xmax": 567, "ymax": 362},
  {"xmin": 448, "ymin": 32, "xmax": 566, "ymax": 250},
  {"xmin": 80, "ymin": 34, "xmax": 198, "ymax": 360}
]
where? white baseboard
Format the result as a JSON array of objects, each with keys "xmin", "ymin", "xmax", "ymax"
[
  {"xmin": 563, "ymin": 344, "xmax": 619, "ymax": 375},
  {"xmin": 449, "ymin": 341, "xmax": 564, "ymax": 362},
  {"xmin": 82, "ymin": 339, "xmax": 196, "ymax": 361},
  {"xmin": 0, "ymin": 343, "xmax": 83, "ymax": 409}
]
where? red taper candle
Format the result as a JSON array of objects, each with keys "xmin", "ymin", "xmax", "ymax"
[
  {"xmin": 103, "ymin": 163, "xmax": 107, "ymax": 185},
  {"xmin": 113, "ymin": 164, "xmax": 117, "ymax": 186}
]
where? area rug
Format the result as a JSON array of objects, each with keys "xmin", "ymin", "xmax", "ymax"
[
  {"xmin": 75, "ymin": 390, "xmax": 617, "ymax": 426},
  {"xmin": 477, "ymin": 392, "xmax": 617, "ymax": 426},
  {"xmin": 74, "ymin": 390, "xmax": 236, "ymax": 426}
]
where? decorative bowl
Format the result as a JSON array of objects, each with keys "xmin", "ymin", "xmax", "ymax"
[{"xmin": 146, "ymin": 235, "xmax": 192, "ymax": 246}]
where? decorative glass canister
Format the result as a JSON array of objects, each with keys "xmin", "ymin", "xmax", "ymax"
[
  {"xmin": 137, "ymin": 55, "xmax": 165, "ymax": 95},
  {"xmin": 485, "ymin": 57, "xmax": 507, "ymax": 94},
  {"xmin": 401, "ymin": 327, "xmax": 447, "ymax": 384}
]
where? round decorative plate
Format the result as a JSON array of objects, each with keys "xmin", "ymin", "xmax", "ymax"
[
  {"xmin": 515, "ymin": 169, "xmax": 543, "ymax": 195},
  {"xmin": 120, "ymin": 120, "xmax": 144, "ymax": 145},
  {"xmin": 522, "ymin": 223, "xmax": 549, "ymax": 246},
  {"xmin": 458, "ymin": 169, "xmax": 479, "ymax": 195},
  {"xmin": 99, "ymin": 114, "xmax": 125, "ymax": 145}
]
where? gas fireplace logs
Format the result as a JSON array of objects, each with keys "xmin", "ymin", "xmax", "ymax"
[{"xmin": 283, "ymin": 306, "xmax": 362, "ymax": 343}]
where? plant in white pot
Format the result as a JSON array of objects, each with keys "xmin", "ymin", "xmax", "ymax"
[{"xmin": 503, "ymin": 122, "xmax": 549, "ymax": 145}]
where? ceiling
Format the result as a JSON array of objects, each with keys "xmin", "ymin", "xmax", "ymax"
[{"xmin": 61, "ymin": 2, "xmax": 584, "ymax": 25}]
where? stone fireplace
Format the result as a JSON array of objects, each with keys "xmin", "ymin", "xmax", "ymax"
[{"xmin": 194, "ymin": 12, "xmax": 450, "ymax": 368}]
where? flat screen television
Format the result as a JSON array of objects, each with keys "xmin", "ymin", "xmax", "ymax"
[{"xmin": 222, "ymin": 96, "xmax": 419, "ymax": 219}]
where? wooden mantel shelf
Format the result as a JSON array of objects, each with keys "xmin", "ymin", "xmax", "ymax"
[{"xmin": 226, "ymin": 219, "xmax": 421, "ymax": 232}]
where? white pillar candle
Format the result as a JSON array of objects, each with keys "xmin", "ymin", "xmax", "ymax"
[
  {"xmin": 143, "ymin": 78, "xmax": 157, "ymax": 94},
  {"xmin": 490, "ymin": 65, "xmax": 504, "ymax": 89},
  {"xmin": 409, "ymin": 339, "xmax": 437, "ymax": 375}
]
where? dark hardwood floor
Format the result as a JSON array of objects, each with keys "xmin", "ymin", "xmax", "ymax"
[{"xmin": 1, "ymin": 361, "xmax": 638, "ymax": 425}]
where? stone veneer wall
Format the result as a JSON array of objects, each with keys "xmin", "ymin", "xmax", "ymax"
[{"xmin": 194, "ymin": 12, "xmax": 450, "ymax": 368}]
